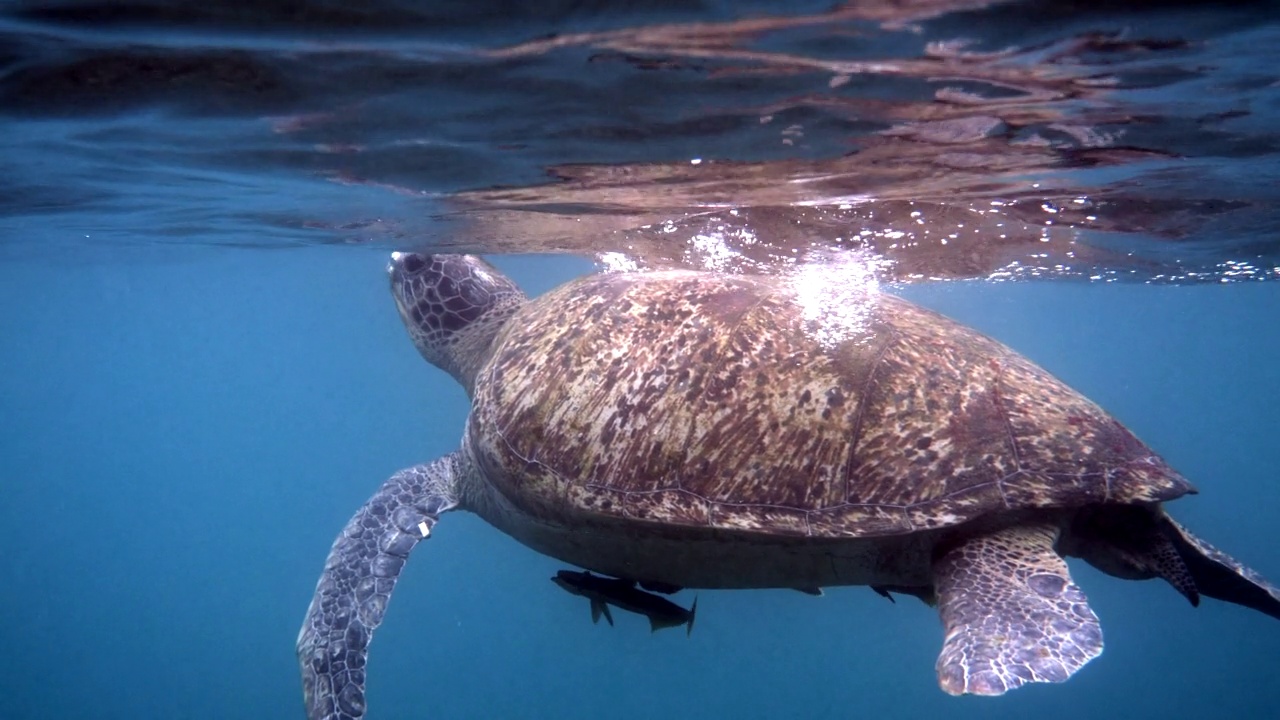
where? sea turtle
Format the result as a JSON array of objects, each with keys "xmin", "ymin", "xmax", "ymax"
[{"xmin": 297, "ymin": 252, "xmax": 1280, "ymax": 720}]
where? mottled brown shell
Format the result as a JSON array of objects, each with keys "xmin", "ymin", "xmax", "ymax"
[{"xmin": 467, "ymin": 270, "xmax": 1193, "ymax": 538}]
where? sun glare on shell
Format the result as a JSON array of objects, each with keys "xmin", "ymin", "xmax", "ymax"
[{"xmin": 788, "ymin": 251, "xmax": 885, "ymax": 349}]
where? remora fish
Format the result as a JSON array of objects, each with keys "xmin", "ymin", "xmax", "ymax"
[{"xmin": 552, "ymin": 569, "xmax": 697, "ymax": 636}]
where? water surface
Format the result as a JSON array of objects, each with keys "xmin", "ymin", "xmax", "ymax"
[{"xmin": 2, "ymin": 2, "xmax": 1278, "ymax": 719}]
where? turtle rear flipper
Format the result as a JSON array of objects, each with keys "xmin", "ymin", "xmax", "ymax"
[
  {"xmin": 1161, "ymin": 515, "xmax": 1280, "ymax": 620},
  {"xmin": 297, "ymin": 455, "xmax": 463, "ymax": 720},
  {"xmin": 932, "ymin": 524, "xmax": 1103, "ymax": 696}
]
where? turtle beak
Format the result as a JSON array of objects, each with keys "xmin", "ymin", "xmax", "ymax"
[{"xmin": 387, "ymin": 252, "xmax": 418, "ymax": 320}]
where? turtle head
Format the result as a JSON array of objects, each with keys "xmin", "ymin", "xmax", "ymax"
[{"xmin": 388, "ymin": 252, "xmax": 526, "ymax": 394}]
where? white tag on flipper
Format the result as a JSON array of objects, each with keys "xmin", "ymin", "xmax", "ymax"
[{"xmin": 418, "ymin": 521, "xmax": 431, "ymax": 538}]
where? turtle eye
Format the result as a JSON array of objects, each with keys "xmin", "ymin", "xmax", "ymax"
[{"xmin": 400, "ymin": 253, "xmax": 427, "ymax": 275}]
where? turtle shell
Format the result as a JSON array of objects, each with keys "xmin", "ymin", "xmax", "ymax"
[{"xmin": 466, "ymin": 270, "xmax": 1193, "ymax": 538}]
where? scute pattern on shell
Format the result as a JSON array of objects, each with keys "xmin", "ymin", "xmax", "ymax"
[{"xmin": 467, "ymin": 270, "xmax": 1194, "ymax": 538}]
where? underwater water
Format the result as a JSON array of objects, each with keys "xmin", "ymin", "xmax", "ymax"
[{"xmin": 2, "ymin": 2, "xmax": 1279, "ymax": 719}]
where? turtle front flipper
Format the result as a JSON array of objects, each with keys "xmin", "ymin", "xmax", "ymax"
[
  {"xmin": 297, "ymin": 454, "xmax": 463, "ymax": 720},
  {"xmin": 932, "ymin": 523, "xmax": 1103, "ymax": 696},
  {"xmin": 1160, "ymin": 514, "xmax": 1280, "ymax": 620}
]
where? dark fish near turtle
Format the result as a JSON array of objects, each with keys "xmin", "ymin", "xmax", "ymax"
[{"xmin": 552, "ymin": 569, "xmax": 697, "ymax": 636}]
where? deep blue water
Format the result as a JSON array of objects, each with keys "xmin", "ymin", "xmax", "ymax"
[{"xmin": 3, "ymin": 2, "xmax": 1279, "ymax": 719}]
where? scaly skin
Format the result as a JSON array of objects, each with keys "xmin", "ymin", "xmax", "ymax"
[
  {"xmin": 934, "ymin": 523, "xmax": 1103, "ymax": 695},
  {"xmin": 297, "ymin": 455, "xmax": 462, "ymax": 720}
]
